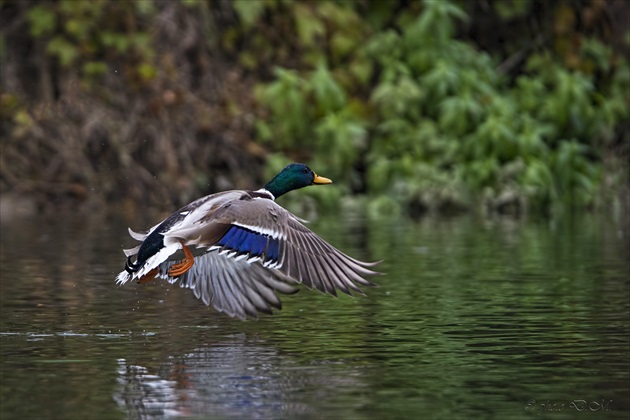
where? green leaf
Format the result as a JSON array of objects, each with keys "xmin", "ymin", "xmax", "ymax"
[
  {"xmin": 83, "ymin": 61, "xmax": 108, "ymax": 77},
  {"xmin": 47, "ymin": 36, "xmax": 78, "ymax": 66},
  {"xmin": 28, "ymin": 5, "xmax": 56, "ymax": 37},
  {"xmin": 310, "ymin": 63, "xmax": 346, "ymax": 113},
  {"xmin": 294, "ymin": 3, "xmax": 325, "ymax": 47},
  {"xmin": 233, "ymin": 0, "xmax": 269, "ymax": 29},
  {"xmin": 137, "ymin": 63, "xmax": 157, "ymax": 81}
]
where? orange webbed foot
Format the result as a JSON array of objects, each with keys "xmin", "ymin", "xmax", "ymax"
[
  {"xmin": 138, "ymin": 268, "xmax": 159, "ymax": 284},
  {"xmin": 168, "ymin": 244, "xmax": 195, "ymax": 277}
]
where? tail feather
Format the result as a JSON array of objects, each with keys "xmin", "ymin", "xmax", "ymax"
[
  {"xmin": 115, "ymin": 271, "xmax": 132, "ymax": 285},
  {"xmin": 123, "ymin": 245, "xmax": 141, "ymax": 257},
  {"xmin": 116, "ymin": 243, "xmax": 181, "ymax": 285}
]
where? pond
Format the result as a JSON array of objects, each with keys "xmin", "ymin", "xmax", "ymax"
[{"xmin": 1, "ymin": 209, "xmax": 629, "ymax": 419}]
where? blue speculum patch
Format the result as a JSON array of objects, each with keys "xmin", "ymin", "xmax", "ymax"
[{"xmin": 218, "ymin": 225, "xmax": 280, "ymax": 262}]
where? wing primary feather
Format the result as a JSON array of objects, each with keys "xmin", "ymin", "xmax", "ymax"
[
  {"xmin": 281, "ymin": 242, "xmax": 297, "ymax": 281},
  {"xmin": 220, "ymin": 264, "xmax": 246, "ymax": 319},
  {"xmin": 321, "ymin": 252, "xmax": 363, "ymax": 295},
  {"xmin": 224, "ymin": 261, "xmax": 258, "ymax": 318},
  {"xmin": 298, "ymin": 245, "xmax": 336, "ymax": 295},
  {"xmin": 286, "ymin": 229, "xmax": 319, "ymax": 289},
  {"xmin": 301, "ymin": 249, "xmax": 330, "ymax": 294},
  {"xmin": 292, "ymin": 244, "xmax": 315, "ymax": 289},
  {"xmin": 319, "ymin": 254, "xmax": 352, "ymax": 295},
  {"xmin": 330, "ymin": 253, "xmax": 378, "ymax": 288},
  {"xmin": 252, "ymin": 280, "xmax": 282, "ymax": 310},
  {"xmin": 287, "ymin": 231, "xmax": 316, "ymax": 287},
  {"xmin": 211, "ymin": 265, "xmax": 230, "ymax": 315},
  {"xmin": 293, "ymin": 231, "xmax": 346, "ymax": 295}
]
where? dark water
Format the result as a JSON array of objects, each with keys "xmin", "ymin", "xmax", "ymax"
[{"xmin": 1, "ymin": 210, "xmax": 629, "ymax": 419}]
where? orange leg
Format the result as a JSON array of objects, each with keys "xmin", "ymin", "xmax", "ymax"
[
  {"xmin": 138, "ymin": 268, "xmax": 159, "ymax": 284},
  {"xmin": 168, "ymin": 244, "xmax": 195, "ymax": 277}
]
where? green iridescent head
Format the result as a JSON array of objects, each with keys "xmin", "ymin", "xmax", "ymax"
[{"xmin": 263, "ymin": 163, "xmax": 332, "ymax": 199}]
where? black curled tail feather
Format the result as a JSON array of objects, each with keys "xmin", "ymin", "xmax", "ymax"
[{"xmin": 125, "ymin": 256, "xmax": 140, "ymax": 274}]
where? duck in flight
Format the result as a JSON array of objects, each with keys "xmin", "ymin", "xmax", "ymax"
[{"xmin": 115, "ymin": 163, "xmax": 380, "ymax": 319}]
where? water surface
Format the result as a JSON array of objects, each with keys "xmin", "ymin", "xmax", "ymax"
[{"xmin": 1, "ymin": 210, "xmax": 629, "ymax": 419}]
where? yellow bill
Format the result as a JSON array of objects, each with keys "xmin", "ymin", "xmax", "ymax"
[{"xmin": 312, "ymin": 173, "xmax": 333, "ymax": 184}]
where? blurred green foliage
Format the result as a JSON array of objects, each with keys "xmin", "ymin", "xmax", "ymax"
[
  {"xmin": 250, "ymin": 0, "xmax": 628, "ymax": 216},
  {"xmin": 25, "ymin": 1, "xmax": 155, "ymax": 78},
  {"xmin": 252, "ymin": 1, "xmax": 630, "ymax": 217},
  {"xmin": 1, "ymin": 0, "xmax": 628, "ymax": 217}
]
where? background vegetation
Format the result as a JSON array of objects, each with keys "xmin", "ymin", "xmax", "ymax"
[{"xmin": 1, "ymin": 0, "xmax": 628, "ymax": 218}]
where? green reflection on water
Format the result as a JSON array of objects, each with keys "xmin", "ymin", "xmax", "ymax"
[{"xmin": 1, "ymin": 212, "xmax": 628, "ymax": 419}]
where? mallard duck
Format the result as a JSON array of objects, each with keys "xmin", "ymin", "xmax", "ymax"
[{"xmin": 115, "ymin": 163, "xmax": 380, "ymax": 319}]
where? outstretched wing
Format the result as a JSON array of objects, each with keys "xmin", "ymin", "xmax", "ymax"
[
  {"xmin": 157, "ymin": 252, "xmax": 298, "ymax": 320},
  {"xmin": 190, "ymin": 197, "xmax": 381, "ymax": 297}
]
